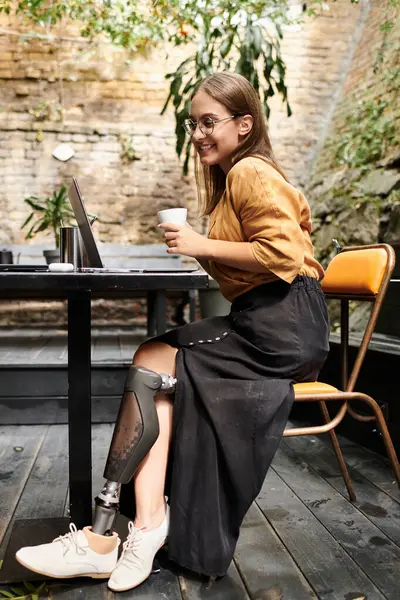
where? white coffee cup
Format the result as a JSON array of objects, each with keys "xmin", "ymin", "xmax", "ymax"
[{"xmin": 157, "ymin": 208, "xmax": 187, "ymax": 225}]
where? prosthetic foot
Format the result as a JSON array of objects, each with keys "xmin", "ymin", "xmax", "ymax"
[{"xmin": 16, "ymin": 365, "xmax": 176, "ymax": 580}]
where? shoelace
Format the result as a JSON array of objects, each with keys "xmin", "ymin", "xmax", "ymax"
[
  {"xmin": 53, "ymin": 523, "xmax": 88, "ymax": 556},
  {"xmin": 117, "ymin": 522, "xmax": 146, "ymax": 569}
]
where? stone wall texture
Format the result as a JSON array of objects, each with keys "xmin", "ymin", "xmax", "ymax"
[
  {"xmin": 308, "ymin": 0, "xmax": 400, "ymax": 260},
  {"xmin": 306, "ymin": 0, "xmax": 400, "ymax": 332},
  {"xmin": 315, "ymin": 0, "xmax": 399, "ymax": 175}
]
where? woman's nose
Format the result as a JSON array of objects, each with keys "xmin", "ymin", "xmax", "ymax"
[{"xmin": 192, "ymin": 125, "xmax": 206, "ymax": 142}]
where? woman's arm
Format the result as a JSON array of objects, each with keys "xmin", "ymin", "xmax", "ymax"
[
  {"xmin": 160, "ymin": 224, "xmax": 268, "ymax": 272},
  {"xmin": 205, "ymin": 239, "xmax": 269, "ymax": 272},
  {"xmin": 223, "ymin": 159, "xmax": 305, "ymax": 282},
  {"xmin": 184, "ymin": 221, "xmax": 212, "ymax": 272}
]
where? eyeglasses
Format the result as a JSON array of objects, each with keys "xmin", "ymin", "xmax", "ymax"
[{"xmin": 183, "ymin": 115, "xmax": 237, "ymax": 137}]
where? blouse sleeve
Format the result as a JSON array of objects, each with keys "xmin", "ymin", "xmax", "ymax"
[{"xmin": 226, "ymin": 159, "xmax": 305, "ymax": 283}]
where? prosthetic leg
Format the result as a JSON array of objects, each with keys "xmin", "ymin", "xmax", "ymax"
[{"xmin": 92, "ymin": 365, "xmax": 176, "ymax": 535}]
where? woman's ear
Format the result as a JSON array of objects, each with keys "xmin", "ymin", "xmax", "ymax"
[{"xmin": 238, "ymin": 115, "xmax": 253, "ymax": 136}]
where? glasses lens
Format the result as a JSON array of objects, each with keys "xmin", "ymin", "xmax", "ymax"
[
  {"xmin": 199, "ymin": 117, "xmax": 214, "ymax": 135},
  {"xmin": 183, "ymin": 120, "xmax": 196, "ymax": 135}
]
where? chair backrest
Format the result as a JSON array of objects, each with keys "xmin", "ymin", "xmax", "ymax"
[
  {"xmin": 321, "ymin": 244, "xmax": 395, "ymax": 392},
  {"xmin": 322, "ymin": 246, "xmax": 392, "ymax": 296}
]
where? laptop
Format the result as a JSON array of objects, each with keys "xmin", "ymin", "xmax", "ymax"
[
  {"xmin": 68, "ymin": 177, "xmax": 197, "ymax": 274},
  {"xmin": 0, "ymin": 264, "xmax": 49, "ymax": 272}
]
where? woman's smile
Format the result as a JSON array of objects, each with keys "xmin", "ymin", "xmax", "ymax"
[{"xmin": 198, "ymin": 143, "xmax": 216, "ymax": 155}]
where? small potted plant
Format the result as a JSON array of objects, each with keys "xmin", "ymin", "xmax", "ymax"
[{"xmin": 21, "ymin": 185, "xmax": 74, "ymax": 264}]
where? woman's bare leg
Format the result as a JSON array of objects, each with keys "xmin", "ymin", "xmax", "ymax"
[{"xmin": 132, "ymin": 341, "xmax": 177, "ymax": 531}]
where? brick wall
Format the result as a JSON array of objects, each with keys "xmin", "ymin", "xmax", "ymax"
[
  {"xmin": 0, "ymin": 0, "xmax": 365, "ymax": 251},
  {"xmin": 0, "ymin": 27, "xmax": 201, "ymax": 248}
]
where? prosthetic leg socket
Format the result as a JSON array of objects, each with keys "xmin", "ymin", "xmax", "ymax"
[{"xmin": 92, "ymin": 365, "xmax": 176, "ymax": 534}]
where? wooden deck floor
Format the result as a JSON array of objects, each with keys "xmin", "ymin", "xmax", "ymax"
[{"xmin": 1, "ymin": 423, "xmax": 399, "ymax": 600}]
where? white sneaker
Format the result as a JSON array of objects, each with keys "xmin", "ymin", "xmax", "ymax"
[
  {"xmin": 108, "ymin": 504, "xmax": 170, "ymax": 592},
  {"xmin": 15, "ymin": 523, "xmax": 119, "ymax": 579}
]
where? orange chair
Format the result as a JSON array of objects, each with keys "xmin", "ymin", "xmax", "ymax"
[{"xmin": 284, "ymin": 243, "xmax": 400, "ymax": 501}]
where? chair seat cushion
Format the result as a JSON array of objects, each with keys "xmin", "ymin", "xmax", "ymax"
[{"xmin": 294, "ymin": 381, "xmax": 339, "ymax": 395}]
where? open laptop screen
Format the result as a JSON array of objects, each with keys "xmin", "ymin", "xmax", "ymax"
[{"xmin": 67, "ymin": 178, "xmax": 103, "ymax": 268}]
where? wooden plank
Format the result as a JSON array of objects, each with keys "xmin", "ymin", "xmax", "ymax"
[
  {"xmin": 0, "ymin": 330, "xmax": 145, "ymax": 367},
  {"xmin": 234, "ymin": 501, "xmax": 317, "ymax": 600},
  {"xmin": 287, "ymin": 420, "xmax": 400, "ymax": 502},
  {"xmin": 92, "ymin": 335, "xmax": 123, "ymax": 364},
  {"xmin": 118, "ymin": 333, "xmax": 145, "ymax": 362},
  {"xmin": 0, "ymin": 425, "xmax": 48, "ymax": 551},
  {"xmin": 46, "ymin": 580, "xmax": 113, "ymax": 599},
  {"xmin": 273, "ymin": 443, "xmax": 400, "ymax": 599},
  {"xmin": 13, "ymin": 425, "xmax": 69, "ymax": 519},
  {"xmin": 180, "ymin": 562, "xmax": 250, "ymax": 600},
  {"xmin": 0, "ymin": 335, "xmax": 51, "ymax": 364},
  {"xmin": 257, "ymin": 468, "xmax": 385, "ymax": 600},
  {"xmin": 0, "ymin": 425, "xmax": 69, "ymax": 564},
  {"xmin": 34, "ymin": 337, "xmax": 68, "ymax": 365},
  {"xmin": 0, "ymin": 398, "xmax": 65, "ymax": 426},
  {"xmin": 282, "ymin": 435, "xmax": 400, "ymax": 545},
  {"xmin": 329, "ymin": 437, "xmax": 400, "ymax": 502},
  {"xmin": 122, "ymin": 565, "xmax": 182, "ymax": 599}
]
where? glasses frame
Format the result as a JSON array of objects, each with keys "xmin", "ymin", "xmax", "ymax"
[{"xmin": 183, "ymin": 115, "xmax": 237, "ymax": 137}]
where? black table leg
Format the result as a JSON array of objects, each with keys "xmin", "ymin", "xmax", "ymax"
[
  {"xmin": 147, "ymin": 290, "xmax": 167, "ymax": 337},
  {"xmin": 68, "ymin": 290, "xmax": 92, "ymax": 528},
  {"xmin": 189, "ymin": 289, "xmax": 196, "ymax": 322}
]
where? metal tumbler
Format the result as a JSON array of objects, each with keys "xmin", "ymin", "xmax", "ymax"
[
  {"xmin": 59, "ymin": 226, "xmax": 84, "ymax": 268},
  {"xmin": 0, "ymin": 249, "xmax": 13, "ymax": 264}
]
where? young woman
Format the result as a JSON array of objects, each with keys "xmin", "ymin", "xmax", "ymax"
[{"xmin": 16, "ymin": 72, "xmax": 329, "ymax": 591}]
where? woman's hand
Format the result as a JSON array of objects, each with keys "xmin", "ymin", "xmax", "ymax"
[{"xmin": 158, "ymin": 223, "xmax": 211, "ymax": 258}]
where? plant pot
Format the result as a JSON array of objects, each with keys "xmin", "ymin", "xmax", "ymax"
[
  {"xmin": 199, "ymin": 277, "xmax": 231, "ymax": 318},
  {"xmin": 43, "ymin": 248, "xmax": 60, "ymax": 265}
]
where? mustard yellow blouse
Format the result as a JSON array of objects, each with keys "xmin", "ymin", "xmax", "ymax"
[{"xmin": 202, "ymin": 157, "xmax": 324, "ymax": 302}]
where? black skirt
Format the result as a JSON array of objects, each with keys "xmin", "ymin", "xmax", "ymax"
[{"xmin": 120, "ymin": 275, "xmax": 329, "ymax": 577}]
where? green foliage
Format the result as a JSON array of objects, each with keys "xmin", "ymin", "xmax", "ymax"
[
  {"xmin": 28, "ymin": 101, "xmax": 62, "ymax": 122},
  {"xmin": 119, "ymin": 134, "xmax": 140, "ymax": 164},
  {"xmin": 0, "ymin": 581, "xmax": 47, "ymax": 600},
  {"xmin": 22, "ymin": 185, "xmax": 74, "ymax": 248},
  {"xmin": 28, "ymin": 100, "xmax": 63, "ymax": 142},
  {"xmin": 335, "ymin": 98, "xmax": 397, "ymax": 171},
  {"xmin": 0, "ymin": 0, "xmax": 165, "ymax": 51},
  {"xmin": 161, "ymin": 2, "xmax": 295, "ymax": 174}
]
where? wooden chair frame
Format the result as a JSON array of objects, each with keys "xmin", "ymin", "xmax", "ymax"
[{"xmin": 284, "ymin": 243, "xmax": 400, "ymax": 502}]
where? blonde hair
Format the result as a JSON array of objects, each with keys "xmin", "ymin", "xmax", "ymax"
[{"xmin": 192, "ymin": 72, "xmax": 287, "ymax": 216}]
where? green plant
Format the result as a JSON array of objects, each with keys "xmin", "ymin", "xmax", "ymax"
[
  {"xmin": 161, "ymin": 1, "xmax": 297, "ymax": 174},
  {"xmin": 0, "ymin": 580, "xmax": 47, "ymax": 600},
  {"xmin": 335, "ymin": 98, "xmax": 397, "ymax": 171},
  {"xmin": 119, "ymin": 134, "xmax": 140, "ymax": 164},
  {"xmin": 21, "ymin": 185, "xmax": 75, "ymax": 248}
]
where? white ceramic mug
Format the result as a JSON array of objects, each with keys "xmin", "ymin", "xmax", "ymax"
[{"xmin": 157, "ymin": 208, "xmax": 187, "ymax": 225}]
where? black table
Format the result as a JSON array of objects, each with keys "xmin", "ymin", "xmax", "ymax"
[{"xmin": 0, "ymin": 270, "xmax": 208, "ymax": 528}]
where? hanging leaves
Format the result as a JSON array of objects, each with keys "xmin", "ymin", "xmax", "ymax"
[{"xmin": 163, "ymin": 5, "xmax": 294, "ymax": 173}]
